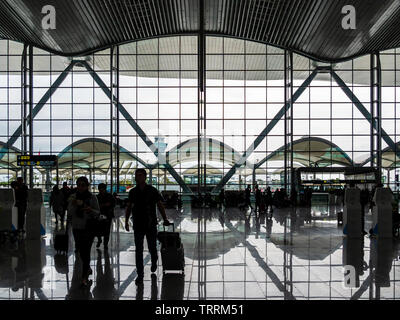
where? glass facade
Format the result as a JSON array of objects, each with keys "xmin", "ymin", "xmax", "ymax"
[{"xmin": 1, "ymin": 36, "xmax": 400, "ymax": 194}]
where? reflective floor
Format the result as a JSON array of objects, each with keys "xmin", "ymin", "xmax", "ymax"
[{"xmin": 0, "ymin": 202, "xmax": 399, "ymax": 300}]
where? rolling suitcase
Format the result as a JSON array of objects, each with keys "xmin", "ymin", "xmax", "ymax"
[
  {"xmin": 157, "ymin": 223, "xmax": 185, "ymax": 274},
  {"xmin": 54, "ymin": 230, "xmax": 68, "ymax": 254}
]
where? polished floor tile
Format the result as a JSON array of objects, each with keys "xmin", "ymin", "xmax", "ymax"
[{"xmin": 0, "ymin": 203, "xmax": 399, "ymax": 300}]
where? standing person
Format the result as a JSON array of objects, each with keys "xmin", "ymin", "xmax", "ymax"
[
  {"xmin": 61, "ymin": 182, "xmax": 71, "ymax": 221},
  {"xmin": 245, "ymin": 185, "xmax": 253, "ymax": 210},
  {"xmin": 368, "ymin": 183, "xmax": 383, "ymax": 235},
  {"xmin": 360, "ymin": 187, "xmax": 370, "ymax": 235},
  {"xmin": 265, "ymin": 187, "xmax": 273, "ymax": 214},
  {"xmin": 290, "ymin": 187, "xmax": 298, "ymax": 207},
  {"xmin": 96, "ymin": 183, "xmax": 116, "ymax": 250},
  {"xmin": 254, "ymin": 185, "xmax": 262, "ymax": 214},
  {"xmin": 15, "ymin": 177, "xmax": 28, "ymax": 233},
  {"xmin": 125, "ymin": 169, "xmax": 171, "ymax": 285},
  {"xmin": 67, "ymin": 176, "xmax": 100, "ymax": 287},
  {"xmin": 113, "ymin": 192, "xmax": 122, "ymax": 208},
  {"xmin": 49, "ymin": 185, "xmax": 65, "ymax": 227},
  {"xmin": 218, "ymin": 188, "xmax": 226, "ymax": 210}
]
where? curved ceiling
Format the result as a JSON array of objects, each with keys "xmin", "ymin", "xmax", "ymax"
[{"xmin": 1, "ymin": 0, "xmax": 400, "ymax": 62}]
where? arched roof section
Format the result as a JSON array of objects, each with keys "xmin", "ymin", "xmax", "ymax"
[
  {"xmin": 1, "ymin": 1, "xmax": 400, "ymax": 63},
  {"xmin": 57, "ymin": 138, "xmax": 149, "ymax": 172},
  {"xmin": 153, "ymin": 137, "xmax": 254, "ymax": 169},
  {"xmin": 359, "ymin": 142, "xmax": 400, "ymax": 169},
  {"xmin": 255, "ymin": 137, "xmax": 354, "ymax": 169}
]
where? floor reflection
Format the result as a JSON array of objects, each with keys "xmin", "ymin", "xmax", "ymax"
[{"xmin": 0, "ymin": 203, "xmax": 399, "ymax": 300}]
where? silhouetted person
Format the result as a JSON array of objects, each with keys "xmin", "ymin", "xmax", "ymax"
[
  {"xmin": 360, "ymin": 187, "xmax": 370, "ymax": 235},
  {"xmin": 67, "ymin": 176, "xmax": 100, "ymax": 287},
  {"xmin": 170, "ymin": 192, "xmax": 179, "ymax": 208},
  {"xmin": 15, "ymin": 177, "xmax": 28, "ymax": 232},
  {"xmin": 369, "ymin": 183, "xmax": 384, "ymax": 236},
  {"xmin": 245, "ymin": 214, "xmax": 251, "ymax": 234},
  {"xmin": 112, "ymin": 192, "xmax": 122, "ymax": 208},
  {"xmin": 255, "ymin": 185, "xmax": 262, "ymax": 214},
  {"xmin": 61, "ymin": 182, "xmax": 72, "ymax": 220},
  {"xmin": 266, "ymin": 218, "xmax": 273, "ymax": 238},
  {"xmin": 273, "ymin": 188, "xmax": 279, "ymax": 207},
  {"xmin": 245, "ymin": 185, "xmax": 252, "ymax": 210},
  {"xmin": 280, "ymin": 188, "xmax": 289, "ymax": 207},
  {"xmin": 265, "ymin": 187, "xmax": 273, "ymax": 214},
  {"xmin": 290, "ymin": 188, "xmax": 298, "ymax": 207},
  {"xmin": 219, "ymin": 188, "xmax": 226, "ymax": 210},
  {"xmin": 393, "ymin": 208, "xmax": 400, "ymax": 237},
  {"xmin": 10, "ymin": 181, "xmax": 19, "ymax": 226},
  {"xmin": 96, "ymin": 183, "xmax": 116, "ymax": 250},
  {"xmin": 125, "ymin": 169, "xmax": 171, "ymax": 285},
  {"xmin": 305, "ymin": 187, "xmax": 313, "ymax": 207},
  {"xmin": 50, "ymin": 185, "xmax": 65, "ymax": 227},
  {"xmin": 204, "ymin": 192, "xmax": 213, "ymax": 207}
]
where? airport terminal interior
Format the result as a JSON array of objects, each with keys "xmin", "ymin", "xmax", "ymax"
[{"xmin": 0, "ymin": 0, "xmax": 400, "ymax": 300}]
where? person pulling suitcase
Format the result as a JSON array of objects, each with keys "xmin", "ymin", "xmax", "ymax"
[{"xmin": 125, "ymin": 168, "xmax": 171, "ymax": 286}]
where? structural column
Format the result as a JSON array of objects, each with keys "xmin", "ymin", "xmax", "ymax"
[
  {"xmin": 284, "ymin": 51, "xmax": 294, "ymax": 192},
  {"xmin": 198, "ymin": 0, "xmax": 206, "ymax": 196},
  {"xmin": 110, "ymin": 46, "xmax": 120, "ymax": 193},
  {"xmin": 114, "ymin": 47, "xmax": 120, "ymax": 192},
  {"xmin": 21, "ymin": 45, "xmax": 34, "ymax": 188},
  {"xmin": 28, "ymin": 46, "xmax": 34, "ymax": 189},
  {"xmin": 371, "ymin": 53, "xmax": 382, "ymax": 184},
  {"xmin": 21, "ymin": 45, "xmax": 30, "ymax": 184}
]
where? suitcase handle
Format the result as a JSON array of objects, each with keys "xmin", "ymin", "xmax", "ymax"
[{"xmin": 163, "ymin": 222, "xmax": 174, "ymax": 232}]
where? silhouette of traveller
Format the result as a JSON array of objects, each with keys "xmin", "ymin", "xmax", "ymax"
[
  {"xmin": 254, "ymin": 185, "xmax": 261, "ymax": 214},
  {"xmin": 14, "ymin": 177, "xmax": 28, "ymax": 232},
  {"xmin": 67, "ymin": 176, "xmax": 100, "ymax": 287},
  {"xmin": 125, "ymin": 168, "xmax": 171, "ymax": 285},
  {"xmin": 50, "ymin": 185, "xmax": 65, "ymax": 227},
  {"xmin": 218, "ymin": 188, "xmax": 226, "ymax": 210},
  {"xmin": 61, "ymin": 182, "xmax": 72, "ymax": 221},
  {"xmin": 96, "ymin": 183, "xmax": 116, "ymax": 250},
  {"xmin": 245, "ymin": 185, "xmax": 253, "ymax": 210}
]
